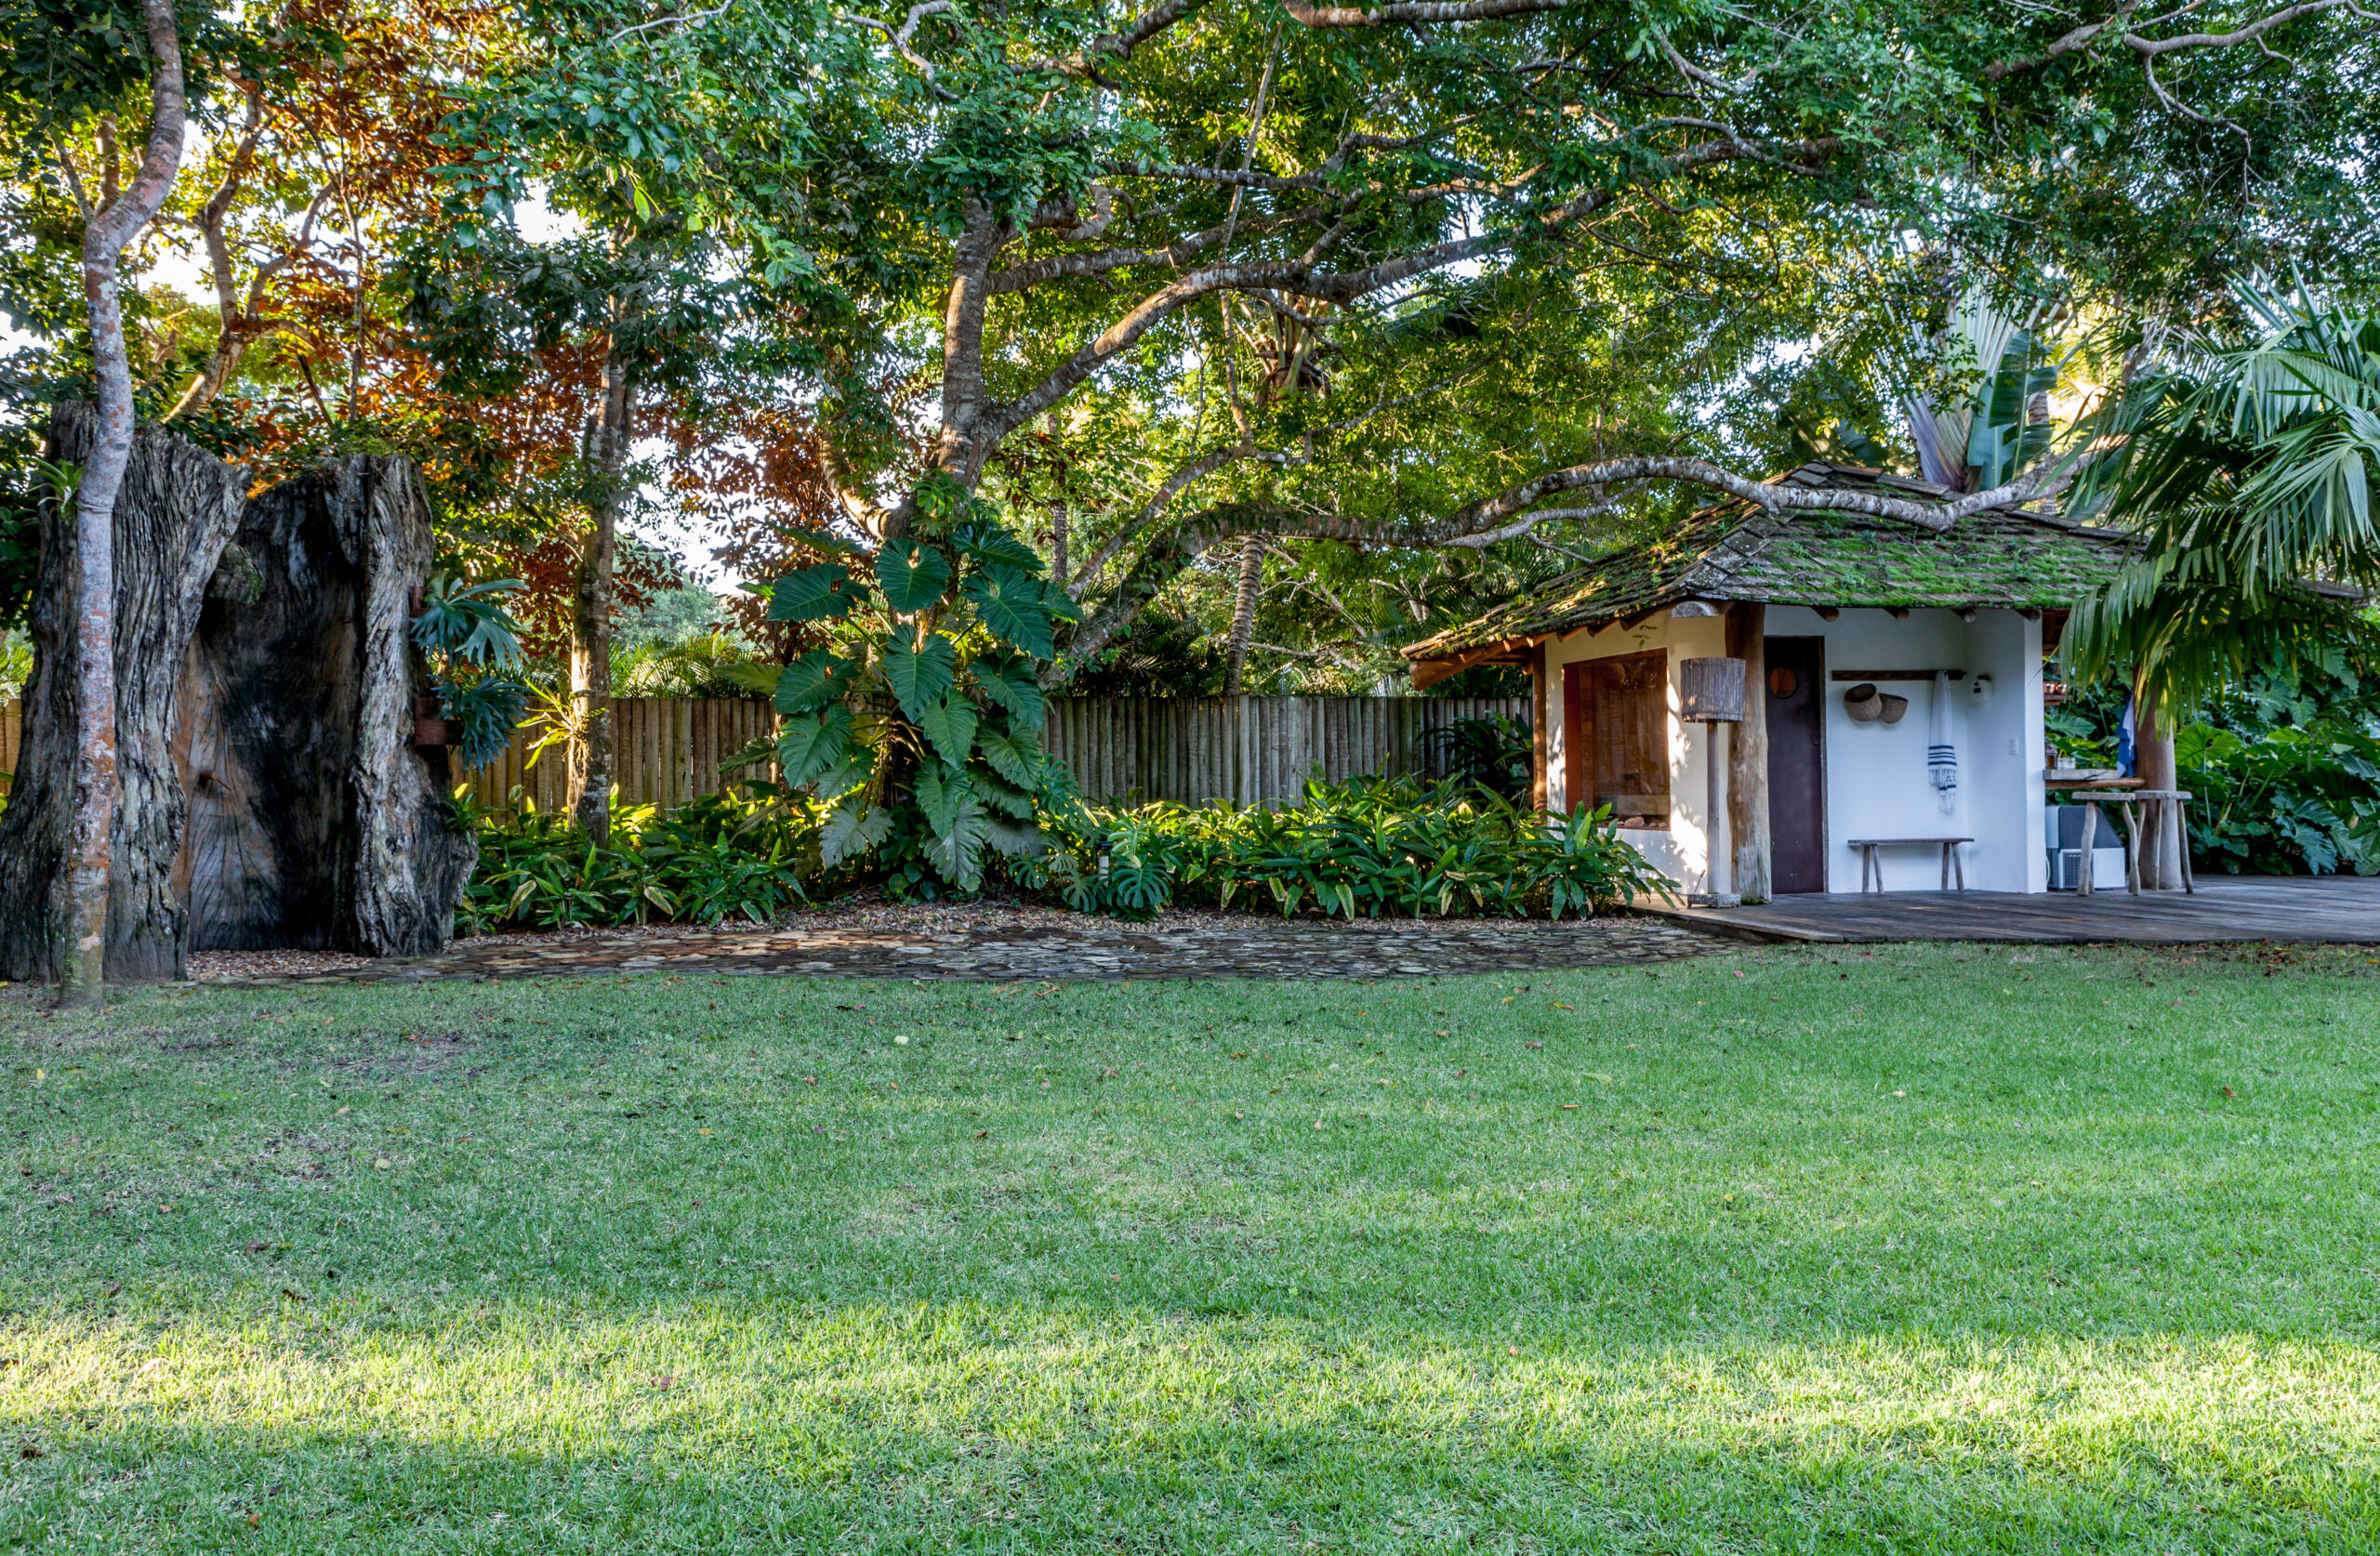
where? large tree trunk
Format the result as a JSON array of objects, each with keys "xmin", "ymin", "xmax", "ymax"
[
  {"xmin": 0, "ymin": 404, "xmax": 243, "ymax": 983},
  {"xmin": 178, "ymin": 455, "xmax": 475, "ymax": 954},
  {"xmin": 58, "ymin": 0, "xmax": 189, "ymax": 1000},
  {"xmin": 1726, "ymin": 603, "xmax": 1772, "ymax": 903}
]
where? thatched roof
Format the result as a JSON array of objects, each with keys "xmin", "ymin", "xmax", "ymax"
[{"xmin": 1403, "ymin": 462, "xmax": 2135, "ymax": 685}]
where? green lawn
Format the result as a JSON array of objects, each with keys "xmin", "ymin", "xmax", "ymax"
[{"xmin": 3, "ymin": 941, "xmax": 2378, "ymax": 1552}]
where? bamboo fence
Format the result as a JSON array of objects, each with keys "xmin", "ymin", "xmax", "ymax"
[{"xmin": 0, "ymin": 693, "xmax": 1527, "ymax": 810}]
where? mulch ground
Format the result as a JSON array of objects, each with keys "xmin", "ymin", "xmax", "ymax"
[{"xmin": 189, "ymin": 900, "xmax": 1730, "ymax": 986}]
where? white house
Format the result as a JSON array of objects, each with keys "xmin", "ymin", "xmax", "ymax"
[{"xmin": 1402, "ymin": 463, "xmax": 2135, "ymax": 900}]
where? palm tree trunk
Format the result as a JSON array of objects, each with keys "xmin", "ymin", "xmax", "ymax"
[
  {"xmin": 1223, "ymin": 536, "xmax": 1263, "ymax": 695},
  {"xmin": 57, "ymin": 0, "xmax": 186, "ymax": 1001}
]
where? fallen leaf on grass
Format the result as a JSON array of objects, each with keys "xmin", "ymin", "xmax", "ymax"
[
  {"xmin": 1585, "ymin": 1073, "xmax": 1614, "ymax": 1084},
  {"xmin": 100, "ymin": 1280, "xmax": 121, "ymax": 1297},
  {"xmin": 281, "ymin": 1288, "xmax": 304, "ymax": 1302},
  {"xmin": 1552, "ymin": 1002, "xmax": 1574, "ymax": 1009},
  {"xmin": 1560, "ymin": 1104, "xmax": 1580, "ymax": 1111},
  {"xmin": 651, "ymin": 1375, "xmax": 674, "ymax": 1390}
]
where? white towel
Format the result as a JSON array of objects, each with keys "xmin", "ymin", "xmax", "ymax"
[{"xmin": 1929, "ymin": 670, "xmax": 1958, "ymax": 814}]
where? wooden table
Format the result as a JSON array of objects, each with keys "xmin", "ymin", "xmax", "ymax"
[
  {"xmin": 2066, "ymin": 789, "xmax": 2194, "ymax": 896},
  {"xmin": 1847, "ymin": 837, "xmax": 1972, "ymax": 891}
]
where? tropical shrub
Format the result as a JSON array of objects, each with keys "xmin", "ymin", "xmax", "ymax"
[
  {"xmin": 411, "ymin": 574, "xmax": 535, "ymax": 768},
  {"xmin": 456, "ymin": 785, "xmax": 820, "ymax": 932},
  {"xmin": 747, "ymin": 496, "xmax": 1079, "ymax": 897},
  {"xmin": 1418, "ymin": 714, "xmax": 1533, "ymax": 802},
  {"xmin": 1023, "ymin": 774, "xmax": 1672, "ymax": 921}
]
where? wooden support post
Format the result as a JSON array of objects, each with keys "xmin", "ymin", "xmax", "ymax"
[
  {"xmin": 1529, "ymin": 641, "xmax": 1549, "ymax": 814},
  {"xmin": 1725, "ymin": 602, "xmax": 1771, "ymax": 903}
]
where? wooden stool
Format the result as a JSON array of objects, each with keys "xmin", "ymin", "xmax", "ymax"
[{"xmin": 1847, "ymin": 837, "xmax": 1972, "ymax": 891}]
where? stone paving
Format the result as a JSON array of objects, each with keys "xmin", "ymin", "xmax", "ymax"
[{"xmin": 203, "ymin": 911, "xmax": 1731, "ymax": 986}]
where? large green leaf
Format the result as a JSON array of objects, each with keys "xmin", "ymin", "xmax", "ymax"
[
  {"xmin": 922, "ymin": 792, "xmax": 987, "ymax": 890},
  {"xmin": 975, "ymin": 723, "xmax": 1044, "ymax": 789},
  {"xmin": 971, "ymin": 762, "xmax": 1037, "ymax": 818},
  {"xmin": 915, "ymin": 762, "xmax": 973, "ymax": 837},
  {"xmin": 763, "ymin": 564, "xmax": 866, "ymax": 623},
  {"xmin": 876, "ymin": 539, "xmax": 954, "ymax": 613},
  {"xmin": 773, "ymin": 649, "xmax": 855, "ymax": 714},
  {"xmin": 984, "ymin": 817, "xmax": 1048, "ymax": 857},
  {"xmin": 774, "ymin": 705, "xmax": 853, "ymax": 788},
  {"xmin": 915, "ymin": 695, "xmax": 980, "ymax": 770},
  {"xmin": 881, "ymin": 633, "xmax": 957, "ymax": 720},
  {"xmin": 952, "ymin": 521, "xmax": 1045, "ymax": 575},
  {"xmin": 963, "ymin": 564, "xmax": 1054, "ymax": 657},
  {"xmin": 818, "ymin": 795, "xmax": 892, "ymax": 866},
  {"xmin": 1039, "ymin": 578, "xmax": 1083, "ymax": 625},
  {"xmin": 973, "ymin": 652, "xmax": 1047, "ymax": 730}
]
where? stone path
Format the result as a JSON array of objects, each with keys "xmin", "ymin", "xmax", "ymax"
[{"xmin": 205, "ymin": 912, "xmax": 1730, "ymax": 986}]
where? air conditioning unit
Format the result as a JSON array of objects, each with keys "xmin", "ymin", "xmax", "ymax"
[{"xmin": 2045, "ymin": 806, "xmax": 2127, "ymax": 891}]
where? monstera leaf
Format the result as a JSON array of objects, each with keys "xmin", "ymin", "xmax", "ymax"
[
  {"xmin": 774, "ymin": 705, "xmax": 854, "ymax": 788},
  {"xmin": 914, "ymin": 695, "xmax": 980, "ymax": 770},
  {"xmin": 773, "ymin": 649, "xmax": 856, "ymax": 714},
  {"xmin": 972, "ymin": 652, "xmax": 1046, "ymax": 730},
  {"xmin": 971, "ymin": 762, "xmax": 1038, "ymax": 818},
  {"xmin": 881, "ymin": 633, "xmax": 957, "ymax": 720},
  {"xmin": 764, "ymin": 564, "xmax": 866, "ymax": 623},
  {"xmin": 964, "ymin": 564, "xmax": 1054, "ymax": 657},
  {"xmin": 876, "ymin": 539, "xmax": 954, "ymax": 613}
]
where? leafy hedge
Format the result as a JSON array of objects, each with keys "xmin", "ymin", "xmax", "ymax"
[
  {"xmin": 1025, "ymin": 775, "xmax": 1673, "ymax": 921},
  {"xmin": 456, "ymin": 786, "xmax": 821, "ymax": 933},
  {"xmin": 453, "ymin": 772, "xmax": 1673, "ymax": 931}
]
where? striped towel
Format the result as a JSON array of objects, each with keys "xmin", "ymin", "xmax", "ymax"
[{"xmin": 1929, "ymin": 670, "xmax": 1959, "ymax": 813}]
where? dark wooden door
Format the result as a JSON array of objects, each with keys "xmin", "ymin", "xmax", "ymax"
[{"xmin": 1764, "ymin": 636, "xmax": 1827, "ymax": 893}]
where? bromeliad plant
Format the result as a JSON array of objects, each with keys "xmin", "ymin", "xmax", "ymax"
[
  {"xmin": 410, "ymin": 574, "xmax": 535, "ymax": 768},
  {"xmin": 754, "ymin": 503, "xmax": 1081, "ymax": 894}
]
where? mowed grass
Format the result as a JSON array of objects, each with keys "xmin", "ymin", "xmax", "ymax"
[{"xmin": 2, "ymin": 941, "xmax": 2378, "ymax": 1552}]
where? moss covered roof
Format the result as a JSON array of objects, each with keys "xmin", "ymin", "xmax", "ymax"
[{"xmin": 1404, "ymin": 462, "xmax": 2135, "ymax": 669}]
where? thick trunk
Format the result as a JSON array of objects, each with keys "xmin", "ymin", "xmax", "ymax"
[
  {"xmin": 1223, "ymin": 535, "xmax": 1263, "ymax": 694},
  {"xmin": 178, "ymin": 453, "xmax": 475, "ymax": 955},
  {"xmin": 0, "ymin": 404, "xmax": 243, "ymax": 982},
  {"xmin": 1726, "ymin": 603, "xmax": 1771, "ymax": 903},
  {"xmin": 569, "ymin": 357, "xmax": 629, "ymax": 841},
  {"xmin": 57, "ymin": 0, "xmax": 187, "ymax": 999},
  {"xmin": 2134, "ymin": 693, "xmax": 2186, "ymax": 890}
]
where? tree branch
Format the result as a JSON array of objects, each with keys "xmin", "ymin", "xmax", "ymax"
[{"xmin": 1284, "ymin": 0, "xmax": 1570, "ymax": 24}]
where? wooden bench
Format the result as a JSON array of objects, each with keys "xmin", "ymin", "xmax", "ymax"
[{"xmin": 1848, "ymin": 837, "xmax": 1972, "ymax": 892}]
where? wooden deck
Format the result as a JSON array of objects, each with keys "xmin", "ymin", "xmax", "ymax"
[{"xmin": 1642, "ymin": 875, "xmax": 2380, "ymax": 943}]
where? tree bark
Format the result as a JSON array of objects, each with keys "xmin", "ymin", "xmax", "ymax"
[
  {"xmin": 1726, "ymin": 603, "xmax": 1771, "ymax": 903},
  {"xmin": 2134, "ymin": 691, "xmax": 2186, "ymax": 890},
  {"xmin": 178, "ymin": 454, "xmax": 475, "ymax": 955},
  {"xmin": 58, "ymin": 0, "xmax": 187, "ymax": 1000},
  {"xmin": 0, "ymin": 404, "xmax": 243, "ymax": 983},
  {"xmin": 568, "ymin": 351, "xmax": 629, "ymax": 842},
  {"xmin": 1223, "ymin": 535, "xmax": 1263, "ymax": 693}
]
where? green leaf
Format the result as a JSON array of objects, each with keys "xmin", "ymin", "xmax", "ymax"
[
  {"xmin": 984, "ymin": 818, "xmax": 1048, "ymax": 857},
  {"xmin": 975, "ymin": 723, "xmax": 1045, "ymax": 788},
  {"xmin": 764, "ymin": 564, "xmax": 865, "ymax": 623},
  {"xmin": 923, "ymin": 797, "xmax": 987, "ymax": 890},
  {"xmin": 915, "ymin": 695, "xmax": 981, "ymax": 770},
  {"xmin": 1039, "ymin": 578, "xmax": 1083, "ymax": 625},
  {"xmin": 875, "ymin": 539, "xmax": 954, "ymax": 613},
  {"xmin": 774, "ymin": 705, "xmax": 853, "ymax": 788},
  {"xmin": 963, "ymin": 564, "xmax": 1054, "ymax": 657},
  {"xmin": 819, "ymin": 795, "xmax": 892, "ymax": 867},
  {"xmin": 973, "ymin": 653, "xmax": 1047, "ymax": 729},
  {"xmin": 915, "ymin": 762, "xmax": 973, "ymax": 837},
  {"xmin": 774, "ymin": 649, "xmax": 856, "ymax": 713},
  {"xmin": 952, "ymin": 521, "xmax": 1046, "ymax": 575},
  {"xmin": 881, "ymin": 633, "xmax": 957, "ymax": 720},
  {"xmin": 971, "ymin": 762, "xmax": 1037, "ymax": 818}
]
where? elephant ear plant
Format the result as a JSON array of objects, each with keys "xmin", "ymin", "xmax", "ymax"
[
  {"xmin": 756, "ymin": 505, "xmax": 1082, "ymax": 895},
  {"xmin": 410, "ymin": 574, "xmax": 534, "ymax": 769}
]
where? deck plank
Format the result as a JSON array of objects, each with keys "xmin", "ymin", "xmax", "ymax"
[{"xmin": 1639, "ymin": 876, "xmax": 2380, "ymax": 943}]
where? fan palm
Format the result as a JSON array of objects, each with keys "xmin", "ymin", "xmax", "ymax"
[{"xmin": 2063, "ymin": 281, "xmax": 2380, "ymax": 719}]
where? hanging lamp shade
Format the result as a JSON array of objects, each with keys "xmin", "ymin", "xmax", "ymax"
[{"xmin": 1678, "ymin": 656, "xmax": 1746, "ymax": 722}]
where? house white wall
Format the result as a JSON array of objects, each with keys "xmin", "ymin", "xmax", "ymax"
[{"xmin": 1543, "ymin": 606, "xmax": 2047, "ymax": 894}]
